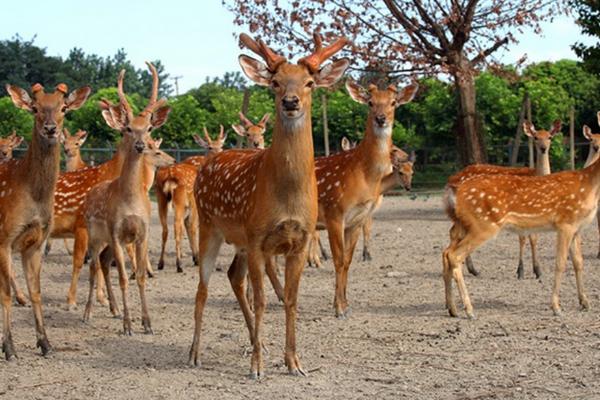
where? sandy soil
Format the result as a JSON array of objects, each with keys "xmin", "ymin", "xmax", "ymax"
[{"xmin": 2, "ymin": 196, "xmax": 600, "ymax": 400}]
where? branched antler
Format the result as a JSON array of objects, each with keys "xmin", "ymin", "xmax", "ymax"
[
  {"xmin": 240, "ymin": 33, "xmax": 287, "ymax": 71},
  {"xmin": 298, "ymin": 33, "xmax": 349, "ymax": 73}
]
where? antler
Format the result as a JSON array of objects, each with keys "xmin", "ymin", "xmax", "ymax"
[
  {"xmin": 203, "ymin": 127, "xmax": 212, "ymax": 144},
  {"xmin": 141, "ymin": 62, "xmax": 166, "ymax": 116},
  {"xmin": 298, "ymin": 33, "xmax": 349, "ymax": 73},
  {"xmin": 239, "ymin": 33, "xmax": 286, "ymax": 72},
  {"xmin": 239, "ymin": 112, "xmax": 254, "ymax": 128},
  {"xmin": 117, "ymin": 69, "xmax": 134, "ymax": 120},
  {"xmin": 219, "ymin": 125, "xmax": 225, "ymax": 140}
]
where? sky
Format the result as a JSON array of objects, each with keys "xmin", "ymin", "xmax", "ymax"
[{"xmin": 0, "ymin": 1, "xmax": 595, "ymax": 93}]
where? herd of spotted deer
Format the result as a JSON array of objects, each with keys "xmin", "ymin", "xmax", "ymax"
[{"xmin": 1, "ymin": 32, "xmax": 600, "ymax": 379}]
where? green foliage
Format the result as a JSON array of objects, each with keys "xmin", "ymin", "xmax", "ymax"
[
  {"xmin": 572, "ymin": 0, "xmax": 600, "ymax": 75},
  {"xmin": 0, "ymin": 97, "xmax": 33, "ymax": 138},
  {"xmin": 159, "ymin": 95, "xmax": 209, "ymax": 147}
]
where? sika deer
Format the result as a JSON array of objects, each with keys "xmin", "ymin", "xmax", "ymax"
[
  {"xmin": 232, "ymin": 112, "xmax": 269, "ymax": 149},
  {"xmin": 448, "ymin": 120, "xmax": 561, "ymax": 279},
  {"xmin": 1, "ymin": 82, "xmax": 90, "ymax": 360},
  {"xmin": 188, "ymin": 32, "xmax": 349, "ymax": 378},
  {"xmin": 82, "ymin": 65, "xmax": 172, "ymax": 334},
  {"xmin": 582, "ymin": 120, "xmax": 600, "ymax": 258},
  {"xmin": 0, "ymin": 132, "xmax": 23, "ymax": 163},
  {"xmin": 63, "ymin": 128, "xmax": 88, "ymax": 171}
]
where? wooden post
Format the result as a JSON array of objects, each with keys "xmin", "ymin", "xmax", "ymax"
[
  {"xmin": 510, "ymin": 93, "xmax": 529, "ymax": 166},
  {"xmin": 322, "ymin": 93, "xmax": 330, "ymax": 156},
  {"xmin": 527, "ymin": 96, "xmax": 534, "ymax": 168},
  {"xmin": 570, "ymin": 106, "xmax": 575, "ymax": 170}
]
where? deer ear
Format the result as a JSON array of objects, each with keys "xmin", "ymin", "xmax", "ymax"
[
  {"xmin": 239, "ymin": 55, "xmax": 272, "ymax": 87},
  {"xmin": 6, "ymin": 85, "xmax": 34, "ymax": 111},
  {"xmin": 78, "ymin": 131, "xmax": 88, "ymax": 144},
  {"xmin": 65, "ymin": 87, "xmax": 91, "ymax": 111},
  {"xmin": 583, "ymin": 125, "xmax": 593, "ymax": 140},
  {"xmin": 549, "ymin": 119, "xmax": 562, "ymax": 136},
  {"xmin": 396, "ymin": 83, "xmax": 419, "ymax": 105},
  {"xmin": 232, "ymin": 124, "xmax": 245, "ymax": 137},
  {"xmin": 345, "ymin": 79, "xmax": 369, "ymax": 104},
  {"xmin": 523, "ymin": 121, "xmax": 536, "ymax": 138},
  {"xmin": 151, "ymin": 106, "xmax": 171, "ymax": 129},
  {"xmin": 259, "ymin": 113, "xmax": 270, "ymax": 126},
  {"xmin": 100, "ymin": 100, "xmax": 128, "ymax": 131},
  {"xmin": 193, "ymin": 134, "xmax": 209, "ymax": 148},
  {"xmin": 341, "ymin": 137, "xmax": 351, "ymax": 150},
  {"xmin": 315, "ymin": 58, "xmax": 350, "ymax": 88},
  {"xmin": 12, "ymin": 136, "xmax": 23, "ymax": 148},
  {"xmin": 154, "ymin": 138, "xmax": 163, "ymax": 148}
]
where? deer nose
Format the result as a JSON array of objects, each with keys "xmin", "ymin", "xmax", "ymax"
[
  {"xmin": 282, "ymin": 96, "xmax": 300, "ymax": 111},
  {"xmin": 375, "ymin": 115, "xmax": 386, "ymax": 126},
  {"xmin": 135, "ymin": 141, "xmax": 145, "ymax": 153},
  {"xmin": 44, "ymin": 124, "xmax": 57, "ymax": 135},
  {"xmin": 539, "ymin": 146, "xmax": 547, "ymax": 154}
]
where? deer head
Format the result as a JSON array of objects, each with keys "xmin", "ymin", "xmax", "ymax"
[
  {"xmin": 99, "ymin": 62, "xmax": 171, "ymax": 155},
  {"xmin": 62, "ymin": 128, "xmax": 88, "ymax": 158},
  {"xmin": 238, "ymin": 33, "xmax": 349, "ymax": 126},
  {"xmin": 391, "ymin": 147, "xmax": 415, "ymax": 191},
  {"xmin": 193, "ymin": 126, "xmax": 227, "ymax": 154},
  {"xmin": 523, "ymin": 120, "xmax": 562, "ymax": 155},
  {"xmin": 0, "ymin": 131, "xmax": 24, "ymax": 162},
  {"xmin": 346, "ymin": 80, "xmax": 419, "ymax": 137},
  {"xmin": 6, "ymin": 83, "xmax": 91, "ymax": 145},
  {"xmin": 583, "ymin": 117, "xmax": 600, "ymax": 167},
  {"xmin": 340, "ymin": 136, "xmax": 357, "ymax": 151},
  {"xmin": 232, "ymin": 112, "xmax": 269, "ymax": 149},
  {"xmin": 145, "ymin": 137, "xmax": 175, "ymax": 168}
]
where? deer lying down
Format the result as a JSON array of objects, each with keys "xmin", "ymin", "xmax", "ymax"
[{"xmin": 442, "ymin": 155, "xmax": 598, "ymax": 318}]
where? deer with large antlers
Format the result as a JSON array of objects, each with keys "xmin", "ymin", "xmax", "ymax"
[
  {"xmin": 154, "ymin": 128, "xmax": 227, "ymax": 273},
  {"xmin": 1, "ymin": 82, "xmax": 90, "ymax": 360},
  {"xmin": 314, "ymin": 80, "xmax": 418, "ymax": 318},
  {"xmin": 188, "ymin": 32, "xmax": 349, "ymax": 378},
  {"xmin": 0, "ymin": 132, "xmax": 24, "ymax": 163},
  {"xmin": 448, "ymin": 120, "xmax": 561, "ymax": 279},
  {"xmin": 81, "ymin": 65, "xmax": 172, "ymax": 334}
]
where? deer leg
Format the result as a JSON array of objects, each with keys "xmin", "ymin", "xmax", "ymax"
[
  {"xmin": 135, "ymin": 238, "xmax": 152, "ymax": 334},
  {"xmin": 306, "ymin": 231, "xmax": 321, "ymax": 268},
  {"xmin": 442, "ymin": 248, "xmax": 457, "ymax": 317},
  {"xmin": 227, "ymin": 253, "xmax": 254, "ymax": 343},
  {"xmin": 66, "ymin": 228, "xmax": 88, "ymax": 309},
  {"xmin": 551, "ymin": 228, "xmax": 574, "ymax": 316},
  {"xmin": 596, "ymin": 209, "xmax": 600, "ymax": 259},
  {"xmin": 247, "ymin": 249, "xmax": 266, "ymax": 380},
  {"xmin": 340, "ymin": 224, "xmax": 362, "ymax": 315},
  {"xmin": 265, "ymin": 256, "xmax": 284, "ymax": 303},
  {"xmin": 529, "ymin": 234, "xmax": 542, "ymax": 279},
  {"xmin": 112, "ymin": 240, "xmax": 132, "ymax": 335},
  {"xmin": 516, "ymin": 235, "xmax": 526, "ymax": 280},
  {"xmin": 99, "ymin": 247, "xmax": 120, "ymax": 317},
  {"xmin": 9, "ymin": 261, "xmax": 27, "ymax": 306},
  {"xmin": 450, "ymin": 224, "xmax": 478, "ymax": 277},
  {"xmin": 188, "ymin": 226, "xmax": 223, "ymax": 368},
  {"xmin": 569, "ymin": 233, "xmax": 589, "ymax": 311},
  {"xmin": 43, "ymin": 239, "xmax": 52, "ymax": 256},
  {"xmin": 283, "ymin": 248, "xmax": 308, "ymax": 376},
  {"xmin": 361, "ymin": 217, "xmax": 373, "ymax": 262},
  {"xmin": 326, "ymin": 217, "xmax": 346, "ymax": 318},
  {"xmin": 63, "ymin": 239, "xmax": 72, "ymax": 256},
  {"xmin": 319, "ymin": 234, "xmax": 329, "ymax": 261},
  {"xmin": 174, "ymin": 198, "xmax": 185, "ymax": 273},
  {"xmin": 21, "ymin": 246, "xmax": 51, "ymax": 356},
  {"xmin": 0, "ymin": 248, "xmax": 16, "ymax": 360},
  {"xmin": 184, "ymin": 203, "xmax": 199, "ymax": 266},
  {"xmin": 82, "ymin": 250, "xmax": 100, "ymax": 323},
  {"xmin": 157, "ymin": 192, "xmax": 169, "ymax": 271},
  {"xmin": 127, "ymin": 244, "xmax": 137, "ymax": 280}
]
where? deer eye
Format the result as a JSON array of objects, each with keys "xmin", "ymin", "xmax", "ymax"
[
  {"xmin": 148, "ymin": 126, "xmax": 153, "ymax": 132},
  {"xmin": 368, "ymin": 100, "xmax": 373, "ymax": 107},
  {"xmin": 62, "ymin": 106, "xmax": 68, "ymax": 113},
  {"xmin": 306, "ymin": 80, "xmax": 315, "ymax": 89},
  {"xmin": 31, "ymin": 106, "xmax": 38, "ymax": 113},
  {"xmin": 391, "ymin": 100, "xmax": 397, "ymax": 107},
  {"xmin": 271, "ymin": 80, "xmax": 280, "ymax": 89},
  {"xmin": 127, "ymin": 127, "xmax": 132, "ymax": 133}
]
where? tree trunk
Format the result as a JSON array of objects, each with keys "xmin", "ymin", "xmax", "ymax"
[{"xmin": 452, "ymin": 61, "xmax": 487, "ymax": 166}]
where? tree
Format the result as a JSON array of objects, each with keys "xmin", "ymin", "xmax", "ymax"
[
  {"xmin": 572, "ymin": 0, "xmax": 600, "ymax": 75},
  {"xmin": 226, "ymin": 0, "xmax": 565, "ymax": 165}
]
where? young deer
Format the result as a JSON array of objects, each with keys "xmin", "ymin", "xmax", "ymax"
[
  {"xmin": 63, "ymin": 128, "xmax": 88, "ymax": 171},
  {"xmin": 314, "ymin": 80, "xmax": 418, "ymax": 318},
  {"xmin": 82, "ymin": 65, "xmax": 172, "ymax": 334},
  {"xmin": 232, "ymin": 112, "xmax": 269, "ymax": 149},
  {"xmin": 154, "ymin": 128, "xmax": 226, "ymax": 273},
  {"xmin": 188, "ymin": 32, "xmax": 349, "ymax": 378},
  {"xmin": 0, "ymin": 131, "xmax": 24, "ymax": 162},
  {"xmin": 582, "ymin": 121, "xmax": 600, "ymax": 258},
  {"xmin": 1, "ymin": 82, "xmax": 90, "ymax": 360},
  {"xmin": 448, "ymin": 120, "xmax": 561, "ymax": 279}
]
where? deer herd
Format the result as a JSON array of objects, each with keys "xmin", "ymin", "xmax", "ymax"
[{"xmin": 0, "ymin": 31, "xmax": 599, "ymax": 378}]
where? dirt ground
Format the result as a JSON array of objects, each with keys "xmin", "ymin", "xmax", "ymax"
[{"xmin": 2, "ymin": 195, "xmax": 600, "ymax": 399}]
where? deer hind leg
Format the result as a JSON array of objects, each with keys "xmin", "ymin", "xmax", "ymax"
[
  {"xmin": 173, "ymin": 196, "xmax": 185, "ymax": 273},
  {"xmin": 283, "ymin": 249, "xmax": 308, "ymax": 377},
  {"xmin": 361, "ymin": 217, "xmax": 373, "ymax": 262},
  {"xmin": 184, "ymin": 202, "xmax": 199, "ymax": 266},
  {"xmin": 63, "ymin": 239, "xmax": 72, "ymax": 256},
  {"xmin": 66, "ymin": 228, "xmax": 89, "ymax": 309},
  {"xmin": 516, "ymin": 235, "xmax": 527, "ymax": 280},
  {"xmin": 569, "ymin": 233, "xmax": 589, "ymax": 311},
  {"xmin": 188, "ymin": 225, "xmax": 223, "ymax": 368},
  {"xmin": 43, "ymin": 239, "xmax": 52, "ymax": 256},
  {"xmin": 551, "ymin": 228, "xmax": 575, "ymax": 316},
  {"xmin": 112, "ymin": 240, "xmax": 132, "ymax": 335},
  {"xmin": 83, "ymin": 248, "xmax": 101, "ymax": 323},
  {"xmin": 9, "ymin": 261, "xmax": 27, "ymax": 306},
  {"xmin": 449, "ymin": 224, "xmax": 479, "ymax": 277},
  {"xmin": 127, "ymin": 244, "xmax": 137, "ymax": 280},
  {"xmin": 0, "ymin": 248, "xmax": 16, "ymax": 360},
  {"xmin": 319, "ymin": 234, "xmax": 330, "ymax": 261},
  {"xmin": 529, "ymin": 234, "xmax": 542, "ymax": 279},
  {"xmin": 135, "ymin": 239, "xmax": 153, "ymax": 334},
  {"xmin": 247, "ymin": 249, "xmax": 267, "ymax": 379},
  {"xmin": 99, "ymin": 247, "xmax": 120, "ymax": 317},
  {"xmin": 265, "ymin": 256, "xmax": 284, "ymax": 303},
  {"xmin": 227, "ymin": 253, "xmax": 254, "ymax": 343},
  {"xmin": 157, "ymin": 191, "xmax": 169, "ymax": 271},
  {"xmin": 21, "ymin": 245, "xmax": 51, "ymax": 356},
  {"xmin": 326, "ymin": 217, "xmax": 346, "ymax": 318},
  {"xmin": 306, "ymin": 231, "xmax": 322, "ymax": 268},
  {"xmin": 340, "ymin": 224, "xmax": 362, "ymax": 316}
]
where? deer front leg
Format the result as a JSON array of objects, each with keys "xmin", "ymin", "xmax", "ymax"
[
  {"xmin": 361, "ymin": 217, "xmax": 373, "ymax": 262},
  {"xmin": 529, "ymin": 234, "xmax": 542, "ymax": 279},
  {"xmin": 157, "ymin": 192, "xmax": 169, "ymax": 271},
  {"xmin": 82, "ymin": 251, "xmax": 100, "ymax": 323},
  {"xmin": 247, "ymin": 249, "xmax": 266, "ymax": 379},
  {"xmin": 0, "ymin": 248, "xmax": 16, "ymax": 360},
  {"xmin": 174, "ymin": 199, "xmax": 185, "ymax": 273},
  {"xmin": 227, "ymin": 253, "xmax": 254, "ymax": 343},
  {"xmin": 551, "ymin": 228, "xmax": 574, "ymax": 316},
  {"xmin": 135, "ymin": 239, "xmax": 153, "ymax": 334},
  {"xmin": 326, "ymin": 217, "xmax": 346, "ymax": 318},
  {"xmin": 21, "ymin": 245, "xmax": 51, "ymax": 356},
  {"xmin": 569, "ymin": 233, "xmax": 589, "ymax": 311},
  {"xmin": 63, "ymin": 239, "xmax": 72, "ymax": 256},
  {"xmin": 341, "ymin": 224, "xmax": 362, "ymax": 315},
  {"xmin": 516, "ymin": 235, "xmax": 526, "ymax": 279},
  {"xmin": 283, "ymin": 249, "xmax": 308, "ymax": 377},
  {"xmin": 66, "ymin": 228, "xmax": 88, "ymax": 309}
]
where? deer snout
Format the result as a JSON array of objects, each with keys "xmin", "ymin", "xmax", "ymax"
[
  {"xmin": 375, "ymin": 115, "xmax": 386, "ymax": 127},
  {"xmin": 539, "ymin": 146, "xmax": 547, "ymax": 154},
  {"xmin": 44, "ymin": 124, "xmax": 57, "ymax": 136},
  {"xmin": 135, "ymin": 141, "xmax": 145, "ymax": 154},
  {"xmin": 282, "ymin": 96, "xmax": 300, "ymax": 111}
]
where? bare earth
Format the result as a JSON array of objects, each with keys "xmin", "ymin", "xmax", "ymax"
[{"xmin": 2, "ymin": 196, "xmax": 600, "ymax": 399}]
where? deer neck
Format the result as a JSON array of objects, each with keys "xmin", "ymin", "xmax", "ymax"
[
  {"xmin": 66, "ymin": 152, "xmax": 85, "ymax": 171},
  {"xmin": 357, "ymin": 115, "xmax": 393, "ymax": 179},
  {"xmin": 116, "ymin": 148, "xmax": 145, "ymax": 199},
  {"xmin": 142, "ymin": 157, "xmax": 157, "ymax": 193},
  {"xmin": 585, "ymin": 145, "xmax": 599, "ymax": 168},
  {"xmin": 266, "ymin": 112, "xmax": 315, "ymax": 195},
  {"xmin": 21, "ymin": 131, "xmax": 61, "ymax": 202},
  {"xmin": 535, "ymin": 149, "xmax": 551, "ymax": 176}
]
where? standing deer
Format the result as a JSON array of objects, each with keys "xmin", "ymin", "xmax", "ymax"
[
  {"xmin": 63, "ymin": 128, "xmax": 88, "ymax": 171},
  {"xmin": 0, "ymin": 132, "xmax": 24, "ymax": 162},
  {"xmin": 448, "ymin": 120, "xmax": 561, "ymax": 279},
  {"xmin": 154, "ymin": 128, "xmax": 227, "ymax": 272},
  {"xmin": 188, "ymin": 32, "xmax": 349, "ymax": 378},
  {"xmin": 583, "ymin": 120, "xmax": 600, "ymax": 258},
  {"xmin": 82, "ymin": 65, "xmax": 172, "ymax": 334},
  {"xmin": 315, "ymin": 80, "xmax": 418, "ymax": 318},
  {"xmin": 232, "ymin": 112, "xmax": 269, "ymax": 149},
  {"xmin": 1, "ymin": 82, "xmax": 90, "ymax": 360}
]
